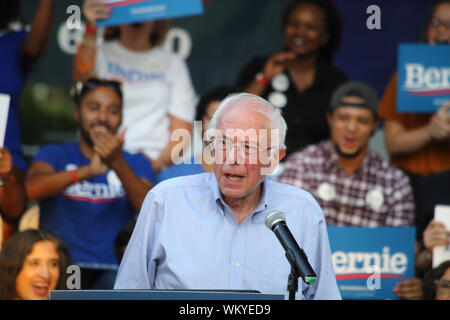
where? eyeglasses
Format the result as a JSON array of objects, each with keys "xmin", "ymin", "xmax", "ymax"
[
  {"xmin": 211, "ymin": 137, "xmax": 277, "ymax": 157},
  {"xmin": 430, "ymin": 18, "xmax": 450, "ymax": 29},
  {"xmin": 71, "ymin": 78, "xmax": 123, "ymax": 103},
  {"xmin": 435, "ymin": 279, "xmax": 450, "ymax": 288}
]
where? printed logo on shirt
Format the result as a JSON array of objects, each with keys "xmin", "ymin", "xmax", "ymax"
[
  {"xmin": 63, "ymin": 164, "xmax": 125, "ymax": 203},
  {"xmin": 107, "ymin": 61, "xmax": 165, "ymax": 84}
]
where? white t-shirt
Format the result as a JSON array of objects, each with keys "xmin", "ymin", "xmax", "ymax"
[{"xmin": 95, "ymin": 41, "xmax": 197, "ymax": 160}]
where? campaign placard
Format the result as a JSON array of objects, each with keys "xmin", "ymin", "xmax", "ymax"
[
  {"xmin": 97, "ymin": 0, "xmax": 203, "ymax": 27},
  {"xmin": 396, "ymin": 44, "xmax": 450, "ymax": 113},
  {"xmin": 432, "ymin": 205, "xmax": 450, "ymax": 268},
  {"xmin": 0, "ymin": 94, "xmax": 10, "ymax": 148},
  {"xmin": 327, "ymin": 226, "xmax": 415, "ymax": 300}
]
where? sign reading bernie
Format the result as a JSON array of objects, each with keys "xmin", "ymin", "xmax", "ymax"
[
  {"xmin": 97, "ymin": 0, "xmax": 203, "ymax": 27},
  {"xmin": 327, "ymin": 226, "xmax": 415, "ymax": 300},
  {"xmin": 397, "ymin": 44, "xmax": 450, "ymax": 113}
]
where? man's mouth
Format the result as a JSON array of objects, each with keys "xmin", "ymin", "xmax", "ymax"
[
  {"xmin": 343, "ymin": 137, "xmax": 357, "ymax": 147},
  {"xmin": 91, "ymin": 124, "xmax": 110, "ymax": 133},
  {"xmin": 224, "ymin": 173, "xmax": 244, "ymax": 181}
]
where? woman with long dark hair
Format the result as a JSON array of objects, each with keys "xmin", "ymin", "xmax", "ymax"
[{"xmin": 0, "ymin": 229, "xmax": 71, "ymax": 300}]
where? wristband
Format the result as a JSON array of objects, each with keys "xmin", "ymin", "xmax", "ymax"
[
  {"xmin": 71, "ymin": 169, "xmax": 79, "ymax": 184},
  {"xmin": 255, "ymin": 72, "xmax": 269, "ymax": 86},
  {"xmin": 85, "ymin": 25, "xmax": 97, "ymax": 35}
]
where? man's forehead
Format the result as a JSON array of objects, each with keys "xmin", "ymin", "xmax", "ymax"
[
  {"xmin": 339, "ymin": 95, "xmax": 367, "ymax": 104},
  {"xmin": 334, "ymin": 105, "xmax": 373, "ymax": 117},
  {"xmin": 218, "ymin": 104, "xmax": 271, "ymax": 128}
]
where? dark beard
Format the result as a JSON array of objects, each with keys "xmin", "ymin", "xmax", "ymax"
[
  {"xmin": 80, "ymin": 127, "xmax": 94, "ymax": 147},
  {"xmin": 333, "ymin": 143, "xmax": 364, "ymax": 159}
]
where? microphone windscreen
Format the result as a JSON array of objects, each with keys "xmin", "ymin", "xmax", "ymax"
[{"xmin": 264, "ymin": 210, "xmax": 286, "ymax": 230}]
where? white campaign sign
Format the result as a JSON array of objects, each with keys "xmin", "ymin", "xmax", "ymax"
[{"xmin": 0, "ymin": 94, "xmax": 11, "ymax": 147}]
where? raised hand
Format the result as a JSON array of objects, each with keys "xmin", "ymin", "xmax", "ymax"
[
  {"xmin": 393, "ymin": 278, "xmax": 423, "ymax": 300},
  {"xmin": 428, "ymin": 102, "xmax": 450, "ymax": 140},
  {"xmin": 0, "ymin": 148, "xmax": 13, "ymax": 179},
  {"xmin": 91, "ymin": 130, "xmax": 125, "ymax": 168},
  {"xmin": 423, "ymin": 219, "xmax": 449, "ymax": 251},
  {"xmin": 262, "ymin": 52, "xmax": 296, "ymax": 81},
  {"xmin": 87, "ymin": 152, "xmax": 109, "ymax": 177},
  {"xmin": 83, "ymin": 0, "xmax": 111, "ymax": 27}
]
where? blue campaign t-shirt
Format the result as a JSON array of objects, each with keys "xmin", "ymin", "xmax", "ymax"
[
  {"xmin": 156, "ymin": 156, "xmax": 205, "ymax": 183},
  {"xmin": 0, "ymin": 30, "xmax": 28, "ymax": 172},
  {"xmin": 33, "ymin": 142, "xmax": 155, "ymax": 268}
]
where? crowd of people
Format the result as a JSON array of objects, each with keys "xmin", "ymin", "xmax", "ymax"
[{"xmin": 0, "ymin": 0, "xmax": 449, "ymax": 300}]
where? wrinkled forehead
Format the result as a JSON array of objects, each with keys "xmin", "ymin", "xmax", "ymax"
[{"xmin": 217, "ymin": 100, "xmax": 272, "ymax": 129}]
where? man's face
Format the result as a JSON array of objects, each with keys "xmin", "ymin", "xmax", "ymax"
[
  {"xmin": 327, "ymin": 96, "xmax": 377, "ymax": 158},
  {"xmin": 212, "ymin": 104, "xmax": 284, "ymax": 202},
  {"xmin": 75, "ymin": 86, "xmax": 122, "ymax": 146}
]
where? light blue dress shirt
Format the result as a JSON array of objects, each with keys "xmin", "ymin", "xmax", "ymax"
[{"xmin": 114, "ymin": 173, "xmax": 341, "ymax": 300}]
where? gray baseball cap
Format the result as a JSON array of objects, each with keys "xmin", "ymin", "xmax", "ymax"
[{"xmin": 329, "ymin": 81, "xmax": 379, "ymax": 115}]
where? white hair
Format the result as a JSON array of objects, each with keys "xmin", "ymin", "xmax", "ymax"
[{"xmin": 208, "ymin": 93, "xmax": 287, "ymax": 150}]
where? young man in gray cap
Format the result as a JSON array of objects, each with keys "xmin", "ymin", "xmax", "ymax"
[{"xmin": 278, "ymin": 81, "xmax": 415, "ymax": 227}]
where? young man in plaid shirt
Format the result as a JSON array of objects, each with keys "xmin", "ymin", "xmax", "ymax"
[{"xmin": 278, "ymin": 81, "xmax": 415, "ymax": 227}]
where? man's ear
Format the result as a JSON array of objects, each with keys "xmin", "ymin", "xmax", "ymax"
[
  {"xmin": 261, "ymin": 148, "xmax": 286, "ymax": 176},
  {"xmin": 370, "ymin": 118, "xmax": 380, "ymax": 137},
  {"xmin": 279, "ymin": 148, "xmax": 286, "ymax": 162},
  {"xmin": 326, "ymin": 110, "xmax": 333, "ymax": 127},
  {"xmin": 74, "ymin": 106, "xmax": 80, "ymax": 122}
]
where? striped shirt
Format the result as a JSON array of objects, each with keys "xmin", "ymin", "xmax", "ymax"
[{"xmin": 278, "ymin": 140, "xmax": 415, "ymax": 227}]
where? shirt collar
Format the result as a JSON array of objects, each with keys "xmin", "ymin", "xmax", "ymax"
[
  {"xmin": 323, "ymin": 140, "xmax": 340, "ymax": 172},
  {"xmin": 323, "ymin": 140, "xmax": 372, "ymax": 177},
  {"xmin": 211, "ymin": 174, "xmax": 269, "ymax": 217}
]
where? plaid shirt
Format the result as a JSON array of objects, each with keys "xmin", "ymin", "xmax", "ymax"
[{"xmin": 278, "ymin": 140, "xmax": 415, "ymax": 227}]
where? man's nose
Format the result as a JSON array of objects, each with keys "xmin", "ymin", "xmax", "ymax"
[
  {"xmin": 98, "ymin": 109, "xmax": 108, "ymax": 122},
  {"xmin": 347, "ymin": 119, "xmax": 357, "ymax": 131},
  {"xmin": 225, "ymin": 144, "xmax": 244, "ymax": 164}
]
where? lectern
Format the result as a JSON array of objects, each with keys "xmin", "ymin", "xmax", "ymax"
[{"xmin": 50, "ymin": 289, "xmax": 285, "ymax": 300}]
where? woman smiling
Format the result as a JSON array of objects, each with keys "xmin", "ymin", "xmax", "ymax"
[{"xmin": 0, "ymin": 229, "xmax": 71, "ymax": 300}]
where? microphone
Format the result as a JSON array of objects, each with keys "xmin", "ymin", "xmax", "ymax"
[{"xmin": 265, "ymin": 210, "xmax": 317, "ymax": 285}]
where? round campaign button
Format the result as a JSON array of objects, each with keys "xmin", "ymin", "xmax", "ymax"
[
  {"xmin": 317, "ymin": 182, "xmax": 336, "ymax": 202},
  {"xmin": 366, "ymin": 187, "xmax": 384, "ymax": 211},
  {"xmin": 272, "ymin": 73, "xmax": 289, "ymax": 92},
  {"xmin": 271, "ymin": 73, "xmax": 289, "ymax": 92},
  {"xmin": 268, "ymin": 92, "xmax": 287, "ymax": 108}
]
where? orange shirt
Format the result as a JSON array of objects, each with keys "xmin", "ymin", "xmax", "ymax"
[{"xmin": 379, "ymin": 73, "xmax": 450, "ymax": 176}]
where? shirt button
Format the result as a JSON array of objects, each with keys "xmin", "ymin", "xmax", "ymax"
[
  {"xmin": 236, "ymin": 229, "xmax": 241, "ymax": 234},
  {"xmin": 235, "ymin": 262, "xmax": 240, "ymax": 268}
]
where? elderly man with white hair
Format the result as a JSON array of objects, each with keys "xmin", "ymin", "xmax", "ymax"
[{"xmin": 114, "ymin": 93, "xmax": 340, "ymax": 300}]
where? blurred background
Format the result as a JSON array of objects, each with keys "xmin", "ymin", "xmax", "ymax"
[{"xmin": 18, "ymin": 0, "xmax": 433, "ymax": 161}]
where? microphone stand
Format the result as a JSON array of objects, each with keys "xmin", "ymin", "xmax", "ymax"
[
  {"xmin": 285, "ymin": 248, "xmax": 300, "ymax": 300},
  {"xmin": 287, "ymin": 267, "xmax": 299, "ymax": 300}
]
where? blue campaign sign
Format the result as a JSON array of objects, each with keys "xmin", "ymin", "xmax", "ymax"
[
  {"xmin": 97, "ymin": 0, "xmax": 204, "ymax": 27},
  {"xmin": 327, "ymin": 226, "xmax": 415, "ymax": 300},
  {"xmin": 397, "ymin": 44, "xmax": 450, "ymax": 113}
]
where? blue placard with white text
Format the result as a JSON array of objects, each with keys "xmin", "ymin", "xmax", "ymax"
[
  {"xmin": 97, "ymin": 0, "xmax": 204, "ymax": 27},
  {"xmin": 327, "ymin": 226, "xmax": 415, "ymax": 300},
  {"xmin": 396, "ymin": 44, "xmax": 450, "ymax": 113}
]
